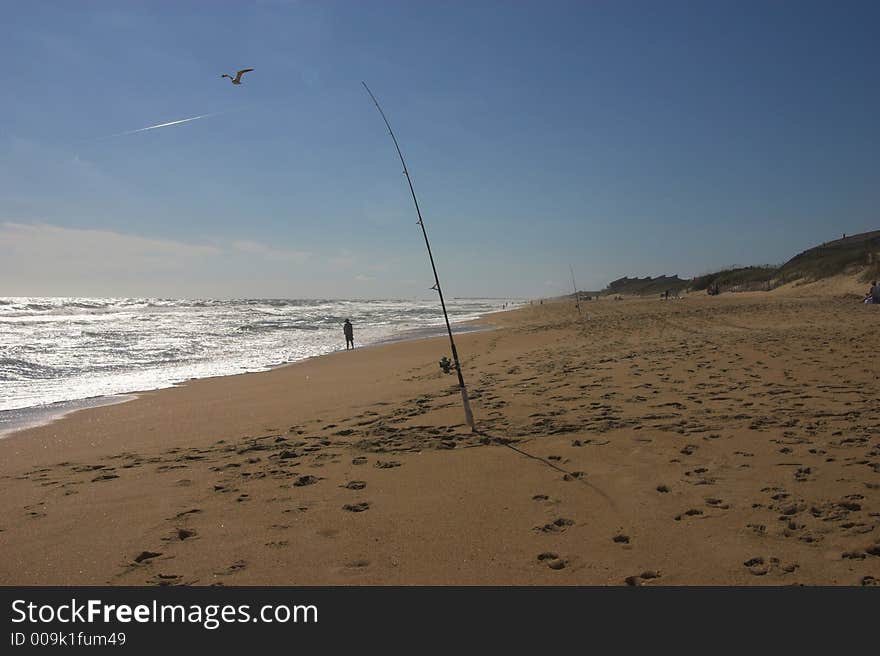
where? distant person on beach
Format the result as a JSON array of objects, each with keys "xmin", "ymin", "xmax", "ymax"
[
  {"xmin": 343, "ymin": 319, "xmax": 355, "ymax": 349},
  {"xmin": 865, "ymin": 281, "xmax": 879, "ymax": 304}
]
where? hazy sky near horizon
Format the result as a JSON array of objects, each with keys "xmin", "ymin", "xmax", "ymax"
[{"xmin": 1, "ymin": 0, "xmax": 878, "ymax": 298}]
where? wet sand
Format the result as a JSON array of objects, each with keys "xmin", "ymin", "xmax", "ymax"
[{"xmin": 1, "ymin": 291, "xmax": 878, "ymax": 585}]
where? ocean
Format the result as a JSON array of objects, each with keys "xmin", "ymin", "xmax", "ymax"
[{"xmin": 0, "ymin": 296, "xmax": 518, "ymax": 434}]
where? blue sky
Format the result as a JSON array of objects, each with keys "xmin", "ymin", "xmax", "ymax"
[{"xmin": 1, "ymin": 0, "xmax": 877, "ymax": 298}]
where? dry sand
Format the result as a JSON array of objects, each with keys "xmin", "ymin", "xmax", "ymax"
[{"xmin": 1, "ymin": 289, "xmax": 878, "ymax": 586}]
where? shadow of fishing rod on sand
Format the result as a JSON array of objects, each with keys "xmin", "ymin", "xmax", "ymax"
[{"xmin": 473, "ymin": 429, "xmax": 619, "ymax": 514}]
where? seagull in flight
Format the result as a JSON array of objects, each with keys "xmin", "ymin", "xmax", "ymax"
[{"xmin": 221, "ymin": 68, "xmax": 254, "ymax": 85}]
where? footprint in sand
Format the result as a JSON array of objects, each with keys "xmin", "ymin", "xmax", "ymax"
[
  {"xmin": 161, "ymin": 528, "xmax": 197, "ymax": 543},
  {"xmin": 342, "ymin": 481, "xmax": 367, "ymax": 490},
  {"xmin": 134, "ymin": 551, "xmax": 162, "ymax": 564},
  {"xmin": 674, "ymin": 509, "xmax": 704, "ymax": 521},
  {"xmin": 625, "ymin": 571, "xmax": 661, "ymax": 586},
  {"xmin": 343, "ymin": 502, "xmax": 371, "ymax": 513},
  {"xmin": 214, "ymin": 560, "xmax": 247, "ymax": 576},
  {"xmin": 794, "ymin": 467, "xmax": 813, "ymax": 482},
  {"xmin": 743, "ymin": 557, "xmax": 770, "ymax": 576},
  {"xmin": 563, "ymin": 471, "xmax": 587, "ymax": 481},
  {"xmin": 535, "ymin": 518, "xmax": 574, "ymax": 533},
  {"xmin": 375, "ymin": 460, "xmax": 401, "ymax": 469},
  {"xmin": 293, "ymin": 475, "xmax": 320, "ymax": 487},
  {"xmin": 282, "ymin": 506, "xmax": 310, "ymax": 514},
  {"xmin": 24, "ymin": 504, "xmax": 47, "ymax": 519},
  {"xmin": 352, "ymin": 457, "xmax": 368, "ymax": 465},
  {"xmin": 536, "ymin": 552, "xmax": 567, "ymax": 570},
  {"xmin": 170, "ymin": 508, "xmax": 202, "ymax": 521},
  {"xmin": 612, "ymin": 533, "xmax": 630, "ymax": 544},
  {"xmin": 656, "ymin": 484, "xmax": 670, "ymax": 493},
  {"xmin": 745, "ymin": 556, "xmax": 800, "ymax": 576}
]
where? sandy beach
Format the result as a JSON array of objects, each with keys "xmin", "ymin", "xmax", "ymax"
[{"xmin": 1, "ymin": 289, "xmax": 878, "ymax": 586}]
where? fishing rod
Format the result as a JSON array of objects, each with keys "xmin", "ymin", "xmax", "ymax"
[
  {"xmin": 570, "ymin": 264, "xmax": 583, "ymax": 318},
  {"xmin": 362, "ymin": 82, "xmax": 476, "ymax": 431}
]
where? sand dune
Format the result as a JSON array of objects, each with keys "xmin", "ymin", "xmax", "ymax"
[
  {"xmin": 768, "ymin": 272, "xmax": 874, "ymax": 297},
  {"xmin": 1, "ymin": 291, "xmax": 878, "ymax": 585}
]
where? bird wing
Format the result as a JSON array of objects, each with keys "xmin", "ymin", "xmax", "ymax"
[{"xmin": 234, "ymin": 68, "xmax": 254, "ymax": 82}]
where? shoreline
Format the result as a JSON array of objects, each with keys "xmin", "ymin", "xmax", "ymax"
[
  {"xmin": 0, "ymin": 394, "xmax": 137, "ymax": 439},
  {"xmin": 0, "ymin": 317, "xmax": 500, "ymax": 440}
]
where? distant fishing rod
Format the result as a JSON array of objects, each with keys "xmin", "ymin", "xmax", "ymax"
[
  {"xmin": 570, "ymin": 264, "xmax": 583, "ymax": 318},
  {"xmin": 362, "ymin": 82, "xmax": 475, "ymax": 431}
]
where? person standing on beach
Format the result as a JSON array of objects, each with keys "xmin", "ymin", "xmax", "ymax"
[{"xmin": 343, "ymin": 318, "xmax": 355, "ymax": 350}]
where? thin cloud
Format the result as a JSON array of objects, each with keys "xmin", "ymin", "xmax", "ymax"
[
  {"xmin": 0, "ymin": 221, "xmax": 221, "ymax": 259},
  {"xmin": 0, "ymin": 222, "xmax": 308, "ymax": 296}
]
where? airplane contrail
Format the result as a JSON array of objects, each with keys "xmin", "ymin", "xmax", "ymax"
[
  {"xmin": 77, "ymin": 110, "xmax": 229, "ymax": 144},
  {"xmin": 116, "ymin": 112, "xmax": 220, "ymax": 136}
]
